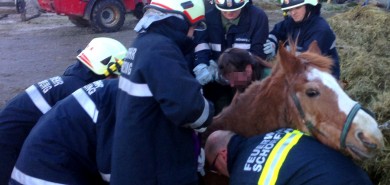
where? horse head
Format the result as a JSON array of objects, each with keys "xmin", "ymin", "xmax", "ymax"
[
  {"xmin": 211, "ymin": 41, "xmax": 384, "ymax": 160},
  {"xmin": 271, "ymin": 41, "xmax": 384, "ymax": 159}
]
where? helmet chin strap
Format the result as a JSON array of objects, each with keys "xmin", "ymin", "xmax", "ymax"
[
  {"xmin": 303, "ymin": 6, "xmax": 312, "ymax": 21},
  {"xmin": 104, "ymin": 59, "xmax": 123, "ymax": 77}
]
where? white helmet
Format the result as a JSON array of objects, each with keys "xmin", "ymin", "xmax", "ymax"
[
  {"xmin": 214, "ymin": 0, "xmax": 249, "ymax": 12},
  {"xmin": 146, "ymin": 0, "xmax": 205, "ymax": 25},
  {"xmin": 77, "ymin": 37, "xmax": 127, "ymax": 76},
  {"xmin": 281, "ymin": 0, "xmax": 318, "ymax": 11}
]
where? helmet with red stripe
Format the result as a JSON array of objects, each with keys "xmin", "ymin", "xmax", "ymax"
[
  {"xmin": 146, "ymin": 0, "xmax": 205, "ymax": 25},
  {"xmin": 77, "ymin": 37, "xmax": 127, "ymax": 76}
]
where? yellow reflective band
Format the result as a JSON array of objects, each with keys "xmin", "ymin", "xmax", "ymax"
[{"xmin": 257, "ymin": 130, "xmax": 303, "ymax": 185}]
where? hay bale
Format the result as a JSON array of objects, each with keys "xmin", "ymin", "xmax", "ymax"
[
  {"xmin": 328, "ymin": 5, "xmax": 390, "ymax": 184},
  {"xmin": 328, "ymin": 5, "xmax": 390, "ymax": 119},
  {"xmin": 329, "ymin": 5, "xmax": 389, "ymax": 57},
  {"xmin": 373, "ymin": 92, "xmax": 390, "ymax": 122}
]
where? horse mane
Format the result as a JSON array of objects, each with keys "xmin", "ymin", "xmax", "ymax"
[
  {"xmin": 290, "ymin": 39, "xmax": 333, "ymax": 74},
  {"xmin": 298, "ymin": 52, "xmax": 333, "ymax": 74},
  {"xmin": 284, "ymin": 37, "xmax": 333, "ymax": 73}
]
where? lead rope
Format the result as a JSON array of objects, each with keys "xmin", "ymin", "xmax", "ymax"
[{"xmin": 379, "ymin": 120, "xmax": 390, "ymax": 130}]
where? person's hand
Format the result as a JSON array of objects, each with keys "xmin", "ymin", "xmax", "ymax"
[
  {"xmin": 197, "ymin": 148, "xmax": 206, "ymax": 176},
  {"xmin": 209, "ymin": 60, "xmax": 229, "ymax": 85},
  {"xmin": 263, "ymin": 39, "xmax": 276, "ymax": 58},
  {"xmin": 193, "ymin": 63, "xmax": 213, "ymax": 85}
]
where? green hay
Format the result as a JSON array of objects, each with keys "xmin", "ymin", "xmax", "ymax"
[
  {"xmin": 329, "ymin": 5, "xmax": 390, "ymax": 58},
  {"xmin": 328, "ymin": 5, "xmax": 390, "ymax": 184},
  {"xmin": 328, "ymin": 5, "xmax": 390, "ymax": 116},
  {"xmin": 373, "ymin": 92, "xmax": 390, "ymax": 122}
]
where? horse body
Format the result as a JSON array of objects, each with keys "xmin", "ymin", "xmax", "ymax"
[
  {"xmin": 211, "ymin": 41, "xmax": 384, "ymax": 160},
  {"xmin": 213, "ymin": 78, "xmax": 293, "ymax": 136}
]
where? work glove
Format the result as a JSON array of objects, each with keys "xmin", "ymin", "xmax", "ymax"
[
  {"xmin": 197, "ymin": 148, "xmax": 206, "ymax": 176},
  {"xmin": 263, "ymin": 39, "xmax": 276, "ymax": 58},
  {"xmin": 193, "ymin": 63, "xmax": 213, "ymax": 85},
  {"xmin": 207, "ymin": 60, "xmax": 219, "ymax": 80},
  {"xmin": 208, "ymin": 60, "xmax": 229, "ymax": 85}
]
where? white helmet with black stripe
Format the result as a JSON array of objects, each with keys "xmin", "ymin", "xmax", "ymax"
[
  {"xmin": 281, "ymin": 0, "xmax": 318, "ymax": 11},
  {"xmin": 214, "ymin": 0, "xmax": 249, "ymax": 12}
]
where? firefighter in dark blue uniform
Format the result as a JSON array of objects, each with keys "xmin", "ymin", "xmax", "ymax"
[
  {"xmin": 0, "ymin": 37, "xmax": 127, "ymax": 184},
  {"xmin": 112, "ymin": 0, "xmax": 214, "ymax": 184},
  {"xmin": 263, "ymin": 0, "xmax": 340, "ymax": 79},
  {"xmin": 205, "ymin": 129, "xmax": 373, "ymax": 185},
  {"xmin": 9, "ymin": 79, "xmax": 118, "ymax": 185},
  {"xmin": 193, "ymin": 0, "xmax": 269, "ymax": 113}
]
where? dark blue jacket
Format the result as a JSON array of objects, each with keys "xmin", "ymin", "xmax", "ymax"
[
  {"xmin": 193, "ymin": 4, "xmax": 268, "ymax": 114},
  {"xmin": 0, "ymin": 61, "xmax": 104, "ymax": 184},
  {"xmin": 9, "ymin": 79, "xmax": 117, "ymax": 185},
  {"xmin": 228, "ymin": 128, "xmax": 373, "ymax": 185},
  {"xmin": 269, "ymin": 5, "xmax": 340, "ymax": 79},
  {"xmin": 194, "ymin": 4, "xmax": 269, "ymax": 66},
  {"xmin": 112, "ymin": 17, "xmax": 214, "ymax": 185}
]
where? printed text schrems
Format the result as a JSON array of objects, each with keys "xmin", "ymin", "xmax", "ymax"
[{"xmin": 243, "ymin": 130, "xmax": 285, "ymax": 172}]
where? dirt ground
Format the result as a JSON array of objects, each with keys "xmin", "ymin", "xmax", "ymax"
[
  {"xmin": 0, "ymin": 1, "xmax": 345, "ymax": 108},
  {"xmin": 0, "ymin": 7, "xmax": 142, "ymax": 107}
]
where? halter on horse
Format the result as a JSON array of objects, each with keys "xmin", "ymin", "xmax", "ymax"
[{"xmin": 210, "ymin": 41, "xmax": 384, "ymax": 160}]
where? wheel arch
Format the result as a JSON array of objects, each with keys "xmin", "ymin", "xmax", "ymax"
[{"xmin": 83, "ymin": 0, "xmax": 98, "ymax": 20}]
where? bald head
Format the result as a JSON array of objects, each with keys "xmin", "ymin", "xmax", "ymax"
[{"xmin": 204, "ymin": 130, "xmax": 236, "ymax": 166}]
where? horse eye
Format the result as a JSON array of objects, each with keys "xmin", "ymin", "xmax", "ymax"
[{"xmin": 306, "ymin": 89, "xmax": 319, "ymax": 97}]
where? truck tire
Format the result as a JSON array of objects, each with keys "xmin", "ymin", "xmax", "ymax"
[
  {"xmin": 133, "ymin": 3, "xmax": 144, "ymax": 20},
  {"xmin": 90, "ymin": 0, "xmax": 125, "ymax": 33},
  {"xmin": 68, "ymin": 16, "xmax": 90, "ymax": 27}
]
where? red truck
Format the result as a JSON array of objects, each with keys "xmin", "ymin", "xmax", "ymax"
[{"xmin": 37, "ymin": 0, "xmax": 151, "ymax": 32}]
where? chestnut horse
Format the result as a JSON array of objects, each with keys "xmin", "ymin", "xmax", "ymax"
[
  {"xmin": 209, "ymin": 41, "xmax": 384, "ymax": 161},
  {"xmin": 202, "ymin": 41, "xmax": 385, "ymax": 185}
]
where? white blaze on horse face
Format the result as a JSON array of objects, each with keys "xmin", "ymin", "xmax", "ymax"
[
  {"xmin": 353, "ymin": 110, "xmax": 383, "ymax": 141},
  {"xmin": 307, "ymin": 68, "xmax": 382, "ymax": 142},
  {"xmin": 307, "ymin": 68, "xmax": 356, "ymax": 114}
]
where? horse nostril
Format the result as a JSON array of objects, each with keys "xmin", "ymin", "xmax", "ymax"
[{"xmin": 357, "ymin": 132, "xmax": 377, "ymax": 149}]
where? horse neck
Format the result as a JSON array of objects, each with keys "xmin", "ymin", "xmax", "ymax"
[
  {"xmin": 212, "ymin": 76, "xmax": 302, "ymax": 137},
  {"xmin": 254, "ymin": 76, "xmax": 302, "ymax": 133}
]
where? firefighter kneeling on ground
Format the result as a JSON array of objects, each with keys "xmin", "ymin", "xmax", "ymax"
[{"xmin": 0, "ymin": 37, "xmax": 127, "ymax": 184}]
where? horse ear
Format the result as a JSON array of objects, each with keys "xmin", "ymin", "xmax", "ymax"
[
  {"xmin": 307, "ymin": 41, "xmax": 321, "ymax": 55},
  {"xmin": 277, "ymin": 42, "xmax": 303, "ymax": 76}
]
